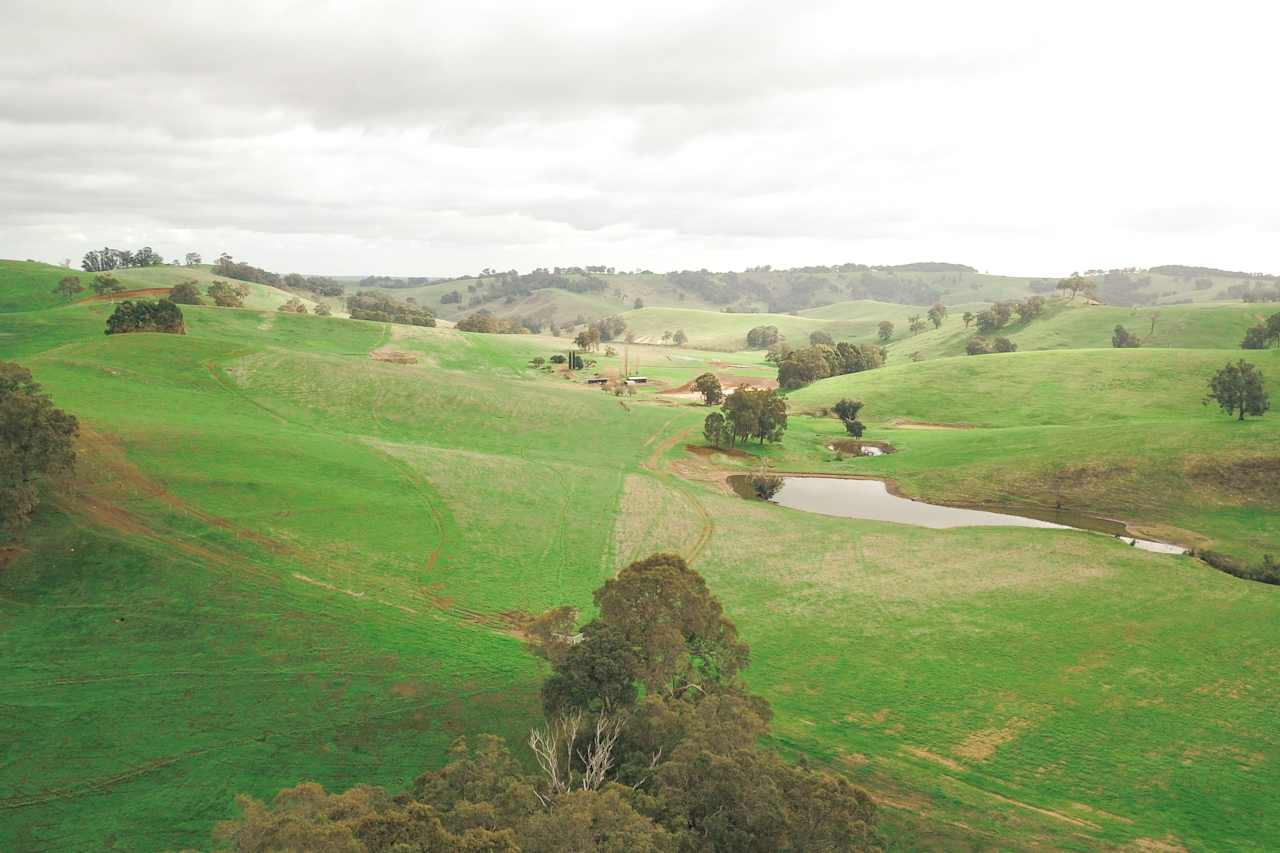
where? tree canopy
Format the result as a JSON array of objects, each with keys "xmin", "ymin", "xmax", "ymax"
[
  {"xmin": 1112, "ymin": 325, "xmax": 1140, "ymax": 348},
  {"xmin": 104, "ymin": 299, "xmax": 185, "ymax": 335},
  {"xmin": 693, "ymin": 373, "xmax": 723, "ymax": 406},
  {"xmin": 833, "ymin": 398, "xmax": 865, "ymax": 437},
  {"xmin": 1206, "ymin": 360, "xmax": 1269, "ymax": 420},
  {"xmin": 348, "ymin": 291, "xmax": 436, "ymax": 326},
  {"xmin": 168, "ymin": 281, "xmax": 203, "ymax": 305},
  {"xmin": 205, "ymin": 554, "xmax": 881, "ymax": 852},
  {"xmin": 745, "ymin": 325, "xmax": 780, "ymax": 349},
  {"xmin": 207, "ymin": 280, "xmax": 249, "ymax": 308},
  {"xmin": 720, "ymin": 387, "xmax": 788, "ymax": 445},
  {"xmin": 776, "ymin": 342, "xmax": 884, "ymax": 390},
  {"xmin": 1, "ymin": 362, "xmax": 78, "ymax": 533},
  {"xmin": 54, "ymin": 276, "xmax": 83, "ymax": 298}
]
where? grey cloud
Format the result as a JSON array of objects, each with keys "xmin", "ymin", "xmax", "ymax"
[{"xmin": 1, "ymin": 1, "xmax": 1277, "ymax": 275}]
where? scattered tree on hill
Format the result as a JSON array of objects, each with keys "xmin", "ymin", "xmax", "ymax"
[
  {"xmin": 589, "ymin": 316, "xmax": 628, "ymax": 343},
  {"xmin": 776, "ymin": 342, "xmax": 884, "ymax": 390},
  {"xmin": 1240, "ymin": 312, "xmax": 1280, "ymax": 349},
  {"xmin": 1206, "ymin": 360, "xmax": 1269, "ymax": 420},
  {"xmin": 809, "ymin": 330, "xmax": 834, "ymax": 346},
  {"xmin": 549, "ymin": 354, "xmax": 567, "ymax": 365},
  {"xmin": 207, "ymin": 280, "xmax": 249, "ymax": 308},
  {"xmin": 457, "ymin": 311, "xmax": 525, "ymax": 334},
  {"xmin": 282, "ymin": 273, "xmax": 344, "ymax": 298},
  {"xmin": 1015, "ymin": 295, "xmax": 1045, "ymax": 322},
  {"xmin": 53, "ymin": 276, "xmax": 83, "ymax": 298},
  {"xmin": 721, "ymin": 386, "xmax": 788, "ymax": 445},
  {"xmin": 574, "ymin": 329, "xmax": 599, "ymax": 350},
  {"xmin": 662, "ymin": 330, "xmax": 673, "ymax": 344},
  {"xmin": 908, "ymin": 314, "xmax": 926, "ymax": 335},
  {"xmin": 974, "ymin": 309, "xmax": 998, "ymax": 335},
  {"xmin": 104, "ymin": 299, "xmax": 185, "ymax": 335},
  {"xmin": 278, "ymin": 297, "xmax": 308, "ymax": 314},
  {"xmin": 91, "ymin": 274, "xmax": 123, "ymax": 295},
  {"xmin": 966, "ymin": 336, "xmax": 1017, "ymax": 355},
  {"xmin": 832, "ymin": 398, "xmax": 865, "ymax": 437},
  {"xmin": 962, "ymin": 311, "xmax": 974, "ymax": 329},
  {"xmin": 1, "ymin": 362, "xmax": 79, "ymax": 532},
  {"xmin": 633, "ymin": 297, "xmax": 644, "ymax": 309},
  {"xmin": 211, "ymin": 254, "xmax": 279, "ymax": 286},
  {"xmin": 745, "ymin": 325, "xmax": 780, "ymax": 348},
  {"xmin": 777, "ymin": 347, "xmax": 831, "ymax": 390},
  {"xmin": 81, "ymin": 246, "xmax": 165, "ymax": 272},
  {"xmin": 1112, "ymin": 325, "xmax": 1140, "ymax": 348},
  {"xmin": 1056, "ymin": 273, "xmax": 1097, "ymax": 302},
  {"xmin": 703, "ymin": 410, "xmax": 731, "ymax": 448},
  {"xmin": 927, "ymin": 302, "xmax": 947, "ymax": 328},
  {"xmin": 877, "ymin": 320, "xmax": 894, "ymax": 343},
  {"xmin": 184, "ymin": 252, "xmax": 202, "ymax": 266},
  {"xmin": 168, "ymin": 281, "xmax": 203, "ymax": 305},
  {"xmin": 314, "ymin": 303, "xmax": 332, "ymax": 317},
  {"xmin": 348, "ymin": 291, "xmax": 436, "ymax": 326},
  {"xmin": 693, "ymin": 373, "xmax": 723, "ymax": 406},
  {"xmin": 673, "ymin": 329, "xmax": 688, "ymax": 346},
  {"xmin": 213, "ymin": 554, "xmax": 879, "ymax": 852}
]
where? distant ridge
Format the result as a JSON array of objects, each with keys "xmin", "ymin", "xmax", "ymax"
[
  {"xmin": 1149, "ymin": 264, "xmax": 1277, "ymax": 280},
  {"xmin": 879, "ymin": 262, "xmax": 977, "ymax": 273}
]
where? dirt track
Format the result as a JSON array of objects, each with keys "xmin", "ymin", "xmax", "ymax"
[{"xmin": 80, "ymin": 288, "xmax": 172, "ymax": 302}]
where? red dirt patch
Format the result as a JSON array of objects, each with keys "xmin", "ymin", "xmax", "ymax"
[
  {"xmin": 370, "ymin": 350, "xmax": 419, "ymax": 364},
  {"xmin": 81, "ymin": 287, "xmax": 172, "ymax": 303},
  {"xmin": 662, "ymin": 372, "xmax": 779, "ymax": 396},
  {"xmin": 0, "ymin": 546, "xmax": 27, "ymax": 571},
  {"xmin": 684, "ymin": 443, "xmax": 752, "ymax": 459}
]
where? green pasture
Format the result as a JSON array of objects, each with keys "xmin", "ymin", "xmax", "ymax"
[{"xmin": 2, "ymin": 263, "xmax": 1279, "ymax": 851}]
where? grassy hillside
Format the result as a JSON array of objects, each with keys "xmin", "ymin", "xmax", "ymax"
[
  {"xmin": 885, "ymin": 300, "xmax": 1280, "ymax": 360},
  {"xmin": 0, "ymin": 260, "xmax": 319, "ymax": 314},
  {"xmin": 3, "ymin": 261, "xmax": 1279, "ymax": 851},
  {"xmin": 0, "ymin": 260, "xmax": 91, "ymax": 312},
  {"xmin": 383, "ymin": 265, "xmax": 1271, "ymax": 330},
  {"xmin": 617, "ymin": 303, "xmax": 931, "ymax": 350},
  {"xmin": 784, "ymin": 347, "xmax": 1280, "ymax": 560}
]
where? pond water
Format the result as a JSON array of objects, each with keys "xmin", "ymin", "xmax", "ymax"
[{"xmin": 729, "ymin": 475, "xmax": 1186, "ymax": 555}]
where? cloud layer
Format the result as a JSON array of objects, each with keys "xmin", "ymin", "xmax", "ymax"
[{"xmin": 3, "ymin": 0, "xmax": 1278, "ymax": 275}]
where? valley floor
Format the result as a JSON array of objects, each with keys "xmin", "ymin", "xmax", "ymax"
[{"xmin": 2, "ymin": 294, "xmax": 1278, "ymax": 851}]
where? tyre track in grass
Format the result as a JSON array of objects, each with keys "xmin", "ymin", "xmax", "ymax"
[
  {"xmin": 639, "ymin": 420, "xmax": 716, "ymax": 566},
  {"xmin": 0, "ymin": 676, "xmax": 514, "ymax": 812}
]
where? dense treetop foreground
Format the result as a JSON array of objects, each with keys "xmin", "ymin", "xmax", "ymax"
[{"xmin": 1, "ymin": 257, "xmax": 1278, "ymax": 851}]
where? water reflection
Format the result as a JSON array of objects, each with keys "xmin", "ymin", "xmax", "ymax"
[{"xmin": 729, "ymin": 475, "xmax": 1186, "ymax": 555}]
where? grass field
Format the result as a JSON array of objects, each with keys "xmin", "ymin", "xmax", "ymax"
[
  {"xmin": 2, "ymin": 261, "xmax": 1279, "ymax": 851},
  {"xmin": 616, "ymin": 303, "xmax": 936, "ymax": 351},
  {"xmin": 883, "ymin": 301, "xmax": 1280, "ymax": 360}
]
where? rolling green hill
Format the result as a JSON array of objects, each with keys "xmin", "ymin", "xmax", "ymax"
[
  {"xmin": 784, "ymin": 347, "xmax": 1280, "ymax": 560},
  {"xmin": 883, "ymin": 300, "xmax": 1280, "ymax": 360},
  {"xmin": 371, "ymin": 264, "xmax": 1273, "ymax": 332},
  {"xmin": 616, "ymin": 303, "xmax": 933, "ymax": 350},
  {"xmin": 2, "ymin": 260, "xmax": 1279, "ymax": 851},
  {"xmin": 0, "ymin": 260, "xmax": 319, "ymax": 314}
]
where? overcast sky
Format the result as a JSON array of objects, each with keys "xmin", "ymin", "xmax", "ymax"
[{"xmin": 3, "ymin": 0, "xmax": 1278, "ymax": 277}]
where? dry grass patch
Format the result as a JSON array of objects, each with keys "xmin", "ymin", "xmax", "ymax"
[
  {"xmin": 1185, "ymin": 455, "xmax": 1280, "ymax": 503},
  {"xmin": 614, "ymin": 474, "xmax": 704, "ymax": 565},
  {"xmin": 953, "ymin": 717, "xmax": 1033, "ymax": 762},
  {"xmin": 903, "ymin": 746, "xmax": 966, "ymax": 772}
]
